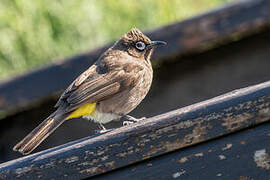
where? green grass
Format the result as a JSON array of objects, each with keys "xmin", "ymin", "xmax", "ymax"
[{"xmin": 0, "ymin": 0, "xmax": 235, "ymax": 80}]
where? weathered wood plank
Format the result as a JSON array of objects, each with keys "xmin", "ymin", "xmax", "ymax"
[
  {"xmin": 95, "ymin": 122, "xmax": 270, "ymax": 180},
  {"xmin": 1, "ymin": 0, "xmax": 270, "ymax": 117},
  {"xmin": 0, "ymin": 80, "xmax": 269, "ymax": 180}
]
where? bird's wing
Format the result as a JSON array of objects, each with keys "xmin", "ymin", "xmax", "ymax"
[{"xmin": 55, "ymin": 60, "xmax": 142, "ymax": 113}]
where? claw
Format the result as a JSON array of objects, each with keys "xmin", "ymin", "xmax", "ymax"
[
  {"xmin": 95, "ymin": 123, "xmax": 113, "ymax": 134},
  {"xmin": 95, "ymin": 129, "xmax": 113, "ymax": 134},
  {"xmin": 123, "ymin": 121, "xmax": 133, "ymax": 126},
  {"xmin": 121, "ymin": 114, "xmax": 146, "ymax": 126}
]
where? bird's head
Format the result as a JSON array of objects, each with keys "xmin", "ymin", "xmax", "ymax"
[{"xmin": 112, "ymin": 28, "xmax": 166, "ymax": 64}]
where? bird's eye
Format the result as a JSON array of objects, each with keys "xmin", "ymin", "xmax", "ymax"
[{"xmin": 135, "ymin": 41, "xmax": 146, "ymax": 51}]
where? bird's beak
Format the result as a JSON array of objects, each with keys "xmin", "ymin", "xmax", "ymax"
[{"xmin": 147, "ymin": 40, "xmax": 167, "ymax": 50}]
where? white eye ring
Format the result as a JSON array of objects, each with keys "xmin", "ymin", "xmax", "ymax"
[{"xmin": 135, "ymin": 41, "xmax": 146, "ymax": 51}]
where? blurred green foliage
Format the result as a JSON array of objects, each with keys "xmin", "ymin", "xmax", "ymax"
[{"xmin": 0, "ymin": 0, "xmax": 234, "ymax": 80}]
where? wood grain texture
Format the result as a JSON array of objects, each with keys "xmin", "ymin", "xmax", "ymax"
[
  {"xmin": 95, "ymin": 122, "xmax": 270, "ymax": 180},
  {"xmin": 0, "ymin": 80, "xmax": 269, "ymax": 180},
  {"xmin": 1, "ymin": 0, "xmax": 270, "ymax": 117}
]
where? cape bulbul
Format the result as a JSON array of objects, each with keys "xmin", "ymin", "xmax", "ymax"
[{"xmin": 13, "ymin": 28, "xmax": 166, "ymax": 155}]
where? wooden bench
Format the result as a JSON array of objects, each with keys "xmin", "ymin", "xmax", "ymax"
[{"xmin": 0, "ymin": 0, "xmax": 270, "ymax": 179}]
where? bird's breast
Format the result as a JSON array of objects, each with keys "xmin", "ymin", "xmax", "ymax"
[{"xmin": 97, "ymin": 67, "xmax": 153, "ymax": 114}]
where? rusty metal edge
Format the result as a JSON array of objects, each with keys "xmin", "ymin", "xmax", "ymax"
[
  {"xmin": 1, "ymin": 0, "xmax": 270, "ymax": 117},
  {"xmin": 0, "ymin": 80, "xmax": 269, "ymax": 180}
]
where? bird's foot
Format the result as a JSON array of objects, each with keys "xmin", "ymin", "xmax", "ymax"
[
  {"xmin": 120, "ymin": 114, "xmax": 146, "ymax": 126},
  {"xmin": 95, "ymin": 123, "xmax": 114, "ymax": 134},
  {"xmin": 95, "ymin": 129, "xmax": 113, "ymax": 134}
]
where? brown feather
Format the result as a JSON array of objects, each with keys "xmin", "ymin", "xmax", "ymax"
[
  {"xmin": 13, "ymin": 112, "xmax": 68, "ymax": 155},
  {"xmin": 13, "ymin": 28, "xmax": 161, "ymax": 154},
  {"xmin": 55, "ymin": 54, "xmax": 142, "ymax": 113}
]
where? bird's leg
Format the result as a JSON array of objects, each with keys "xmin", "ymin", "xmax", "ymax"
[
  {"xmin": 120, "ymin": 114, "xmax": 146, "ymax": 126},
  {"xmin": 95, "ymin": 123, "xmax": 113, "ymax": 134},
  {"xmin": 99, "ymin": 123, "xmax": 107, "ymax": 131}
]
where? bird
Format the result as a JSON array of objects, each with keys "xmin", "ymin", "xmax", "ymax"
[{"xmin": 13, "ymin": 28, "xmax": 166, "ymax": 155}]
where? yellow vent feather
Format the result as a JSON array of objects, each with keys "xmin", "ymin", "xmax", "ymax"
[{"xmin": 66, "ymin": 103, "xmax": 96, "ymax": 120}]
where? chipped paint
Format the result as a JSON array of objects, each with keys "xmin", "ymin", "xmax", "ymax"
[
  {"xmin": 240, "ymin": 141, "xmax": 246, "ymax": 145},
  {"xmin": 254, "ymin": 149, "xmax": 270, "ymax": 170},
  {"xmin": 216, "ymin": 173, "xmax": 222, "ymax": 177},
  {"xmin": 144, "ymin": 123, "xmax": 209, "ymax": 158},
  {"xmin": 15, "ymin": 166, "xmax": 33, "ymax": 176},
  {"xmin": 65, "ymin": 156, "xmax": 79, "ymax": 163},
  {"xmin": 174, "ymin": 119, "xmax": 195, "ymax": 129},
  {"xmin": 131, "ymin": 168, "xmax": 136, "ymax": 172},
  {"xmin": 178, "ymin": 157, "xmax": 188, "ymax": 163},
  {"xmin": 256, "ymin": 107, "xmax": 270, "ymax": 123},
  {"xmin": 222, "ymin": 112, "xmax": 253, "ymax": 131},
  {"xmin": 222, "ymin": 143, "xmax": 232, "ymax": 151},
  {"xmin": 80, "ymin": 167, "xmax": 99, "ymax": 174},
  {"xmin": 184, "ymin": 124, "xmax": 208, "ymax": 144},
  {"xmin": 116, "ymin": 148, "xmax": 134, "ymax": 158},
  {"xmin": 97, "ymin": 150, "xmax": 105, "ymax": 156},
  {"xmin": 44, "ymin": 161, "xmax": 56, "ymax": 169},
  {"xmin": 177, "ymin": 152, "xmax": 204, "ymax": 164},
  {"xmin": 0, "ymin": 80, "xmax": 269, "ymax": 179},
  {"xmin": 172, "ymin": 169, "xmax": 186, "ymax": 178},
  {"xmin": 101, "ymin": 155, "xmax": 109, "ymax": 161},
  {"xmin": 219, "ymin": 155, "xmax": 226, "ymax": 160},
  {"xmin": 147, "ymin": 163, "xmax": 152, "ymax": 167},
  {"xmin": 194, "ymin": 153, "xmax": 204, "ymax": 157},
  {"xmin": 78, "ymin": 158, "xmax": 99, "ymax": 167},
  {"xmin": 168, "ymin": 133, "xmax": 178, "ymax": 138},
  {"xmin": 105, "ymin": 161, "xmax": 115, "ymax": 169}
]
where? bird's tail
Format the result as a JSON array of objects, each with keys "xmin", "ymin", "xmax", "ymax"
[{"xmin": 13, "ymin": 112, "xmax": 68, "ymax": 155}]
